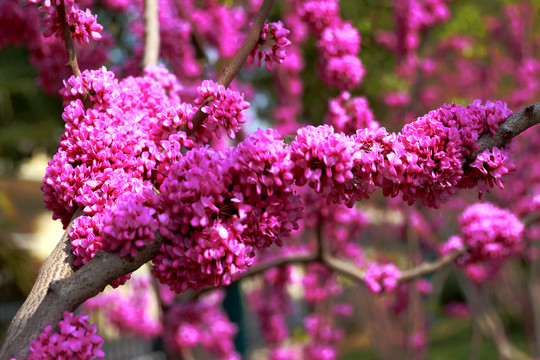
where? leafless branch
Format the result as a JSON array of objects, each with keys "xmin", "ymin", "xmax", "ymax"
[
  {"xmin": 398, "ymin": 247, "xmax": 467, "ymax": 282},
  {"xmin": 142, "ymin": 0, "xmax": 160, "ymax": 68},
  {"xmin": 466, "ymin": 102, "xmax": 540, "ymax": 164},
  {"xmin": 57, "ymin": 0, "xmax": 92, "ymax": 109},
  {"xmin": 184, "ymin": 0, "xmax": 275, "ymax": 135}
]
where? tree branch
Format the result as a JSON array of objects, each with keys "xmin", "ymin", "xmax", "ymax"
[
  {"xmin": 466, "ymin": 102, "xmax": 540, "ymax": 164},
  {"xmin": 0, "ymin": 209, "xmax": 82, "ymax": 360},
  {"xmin": 0, "ymin": 210, "xmax": 163, "ymax": 359},
  {"xmin": 322, "ymin": 248, "xmax": 469, "ymax": 286},
  {"xmin": 398, "ymin": 247, "xmax": 468, "ymax": 283},
  {"xmin": 184, "ymin": 0, "xmax": 275, "ymax": 135},
  {"xmin": 142, "ymin": 0, "xmax": 160, "ymax": 68},
  {"xmin": 56, "ymin": 0, "xmax": 92, "ymax": 109}
]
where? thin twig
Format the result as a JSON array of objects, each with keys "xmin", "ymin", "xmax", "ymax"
[
  {"xmin": 183, "ymin": 0, "xmax": 275, "ymax": 135},
  {"xmin": 398, "ymin": 247, "xmax": 468, "ymax": 283},
  {"xmin": 191, "ymin": 253, "xmax": 317, "ymax": 299},
  {"xmin": 142, "ymin": 0, "xmax": 160, "ymax": 68},
  {"xmin": 57, "ymin": 0, "xmax": 92, "ymax": 109}
]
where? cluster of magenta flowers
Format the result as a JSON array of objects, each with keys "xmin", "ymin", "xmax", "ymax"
[
  {"xmin": 29, "ymin": 0, "xmax": 103, "ymax": 45},
  {"xmin": 39, "ymin": 74, "xmax": 520, "ymax": 360},
  {"xmin": 290, "ymin": 100, "xmax": 514, "ymax": 209},
  {"xmin": 42, "ymin": 63, "xmax": 518, "ymax": 341},
  {"xmin": 295, "ymin": 0, "xmax": 365, "ymax": 90},
  {"xmin": 153, "ymin": 128, "xmax": 304, "ymax": 292},
  {"xmin": 247, "ymin": 21, "xmax": 292, "ymax": 71},
  {"xmin": 162, "ymin": 291, "xmax": 240, "ymax": 360},
  {"xmin": 326, "ymin": 91, "xmax": 380, "ymax": 135},
  {"xmin": 26, "ymin": 312, "xmax": 104, "ymax": 360},
  {"xmin": 194, "ymin": 80, "xmax": 250, "ymax": 141},
  {"xmin": 440, "ymin": 202, "xmax": 524, "ymax": 283},
  {"xmin": 363, "ymin": 262, "xmax": 401, "ymax": 293},
  {"xmin": 83, "ymin": 277, "xmax": 162, "ymax": 339},
  {"xmin": 41, "ymin": 66, "xmax": 248, "ymax": 288},
  {"xmin": 43, "ymin": 62, "xmax": 516, "ymax": 297}
]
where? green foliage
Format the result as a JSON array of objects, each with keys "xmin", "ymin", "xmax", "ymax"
[{"xmin": 0, "ymin": 47, "xmax": 63, "ymax": 172}]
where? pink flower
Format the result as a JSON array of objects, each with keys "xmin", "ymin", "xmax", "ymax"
[
  {"xmin": 326, "ymin": 92, "xmax": 379, "ymax": 134},
  {"xmin": 317, "ymin": 21, "xmax": 360, "ymax": 57},
  {"xmin": 248, "ymin": 21, "xmax": 292, "ymax": 71},
  {"xmin": 194, "ymin": 80, "xmax": 250, "ymax": 142},
  {"xmin": 28, "ymin": 312, "xmax": 105, "ymax": 360},
  {"xmin": 364, "ymin": 262, "xmax": 401, "ymax": 293},
  {"xmin": 319, "ymin": 55, "xmax": 365, "ymax": 90},
  {"xmin": 101, "ymin": 187, "xmax": 158, "ymax": 258},
  {"xmin": 443, "ymin": 202, "xmax": 524, "ymax": 283}
]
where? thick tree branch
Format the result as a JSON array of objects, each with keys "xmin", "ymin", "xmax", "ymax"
[
  {"xmin": 142, "ymin": 0, "xmax": 160, "ymax": 68},
  {"xmin": 185, "ymin": 0, "xmax": 275, "ymax": 135},
  {"xmin": 0, "ymin": 209, "xmax": 82, "ymax": 360},
  {"xmin": 0, "ymin": 210, "xmax": 163, "ymax": 360}
]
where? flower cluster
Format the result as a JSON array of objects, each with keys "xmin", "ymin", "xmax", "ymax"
[
  {"xmin": 302, "ymin": 313, "xmax": 344, "ymax": 360},
  {"xmin": 363, "ymin": 262, "xmax": 401, "ymax": 293},
  {"xmin": 248, "ymin": 21, "xmax": 292, "ymax": 71},
  {"xmin": 441, "ymin": 202, "xmax": 524, "ymax": 283},
  {"xmin": 43, "ymin": 67, "xmax": 232, "ymax": 287},
  {"xmin": 27, "ymin": 312, "xmax": 104, "ymax": 360},
  {"xmin": 163, "ymin": 291, "xmax": 240, "ymax": 360},
  {"xmin": 295, "ymin": 0, "xmax": 365, "ymax": 90},
  {"xmin": 193, "ymin": 80, "xmax": 251, "ymax": 142},
  {"xmin": 295, "ymin": 0, "xmax": 339, "ymax": 35},
  {"xmin": 30, "ymin": 0, "xmax": 103, "ymax": 45},
  {"xmin": 326, "ymin": 91, "xmax": 379, "ymax": 135},
  {"xmin": 229, "ymin": 128, "xmax": 303, "ymax": 248},
  {"xmin": 154, "ymin": 129, "xmax": 303, "ymax": 292},
  {"xmin": 287, "ymin": 100, "xmax": 515, "ymax": 209},
  {"xmin": 83, "ymin": 276, "xmax": 162, "ymax": 338},
  {"xmin": 291, "ymin": 125, "xmax": 358, "ymax": 204},
  {"xmin": 153, "ymin": 147, "xmax": 254, "ymax": 292},
  {"xmin": 101, "ymin": 189, "xmax": 159, "ymax": 258}
]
